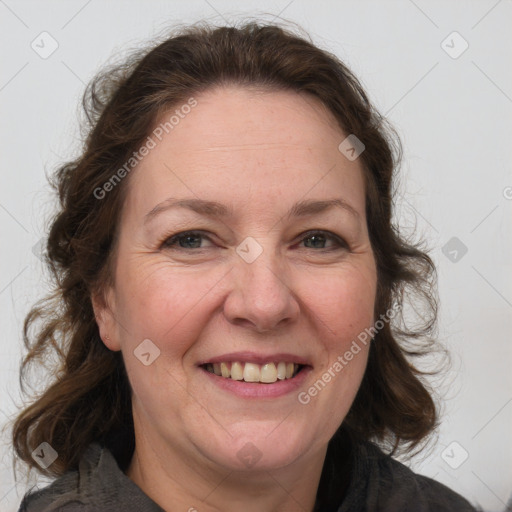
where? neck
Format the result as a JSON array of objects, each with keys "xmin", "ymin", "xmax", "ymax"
[{"xmin": 125, "ymin": 427, "xmax": 328, "ymax": 512}]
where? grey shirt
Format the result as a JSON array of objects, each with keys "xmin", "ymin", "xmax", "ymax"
[{"xmin": 18, "ymin": 433, "xmax": 479, "ymax": 512}]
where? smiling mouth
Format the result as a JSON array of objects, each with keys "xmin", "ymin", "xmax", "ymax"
[{"xmin": 201, "ymin": 361, "xmax": 305, "ymax": 384}]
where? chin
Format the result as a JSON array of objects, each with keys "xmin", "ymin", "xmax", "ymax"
[{"xmin": 200, "ymin": 423, "xmax": 316, "ymax": 472}]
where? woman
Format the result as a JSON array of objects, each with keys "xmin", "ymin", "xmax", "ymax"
[{"xmin": 13, "ymin": 21, "xmax": 478, "ymax": 511}]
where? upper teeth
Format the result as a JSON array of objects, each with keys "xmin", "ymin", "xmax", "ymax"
[{"xmin": 204, "ymin": 361, "xmax": 300, "ymax": 383}]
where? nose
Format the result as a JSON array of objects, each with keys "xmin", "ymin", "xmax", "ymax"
[{"xmin": 222, "ymin": 251, "xmax": 300, "ymax": 333}]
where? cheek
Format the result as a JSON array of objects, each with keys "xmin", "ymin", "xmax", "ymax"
[
  {"xmin": 113, "ymin": 258, "xmax": 225, "ymax": 352},
  {"xmin": 113, "ymin": 261, "xmax": 218, "ymax": 417},
  {"xmin": 297, "ymin": 266, "xmax": 375, "ymax": 424},
  {"xmin": 300, "ymin": 262, "xmax": 376, "ymax": 342}
]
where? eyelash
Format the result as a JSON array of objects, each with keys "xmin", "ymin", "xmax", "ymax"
[{"xmin": 160, "ymin": 230, "xmax": 349, "ymax": 252}]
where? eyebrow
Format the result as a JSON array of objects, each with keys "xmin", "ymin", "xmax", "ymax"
[{"xmin": 144, "ymin": 197, "xmax": 360, "ymax": 225}]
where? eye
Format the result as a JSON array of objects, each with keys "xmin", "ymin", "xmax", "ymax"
[
  {"xmin": 161, "ymin": 231, "xmax": 214, "ymax": 250},
  {"xmin": 298, "ymin": 230, "xmax": 349, "ymax": 251},
  {"xmin": 160, "ymin": 229, "xmax": 349, "ymax": 252}
]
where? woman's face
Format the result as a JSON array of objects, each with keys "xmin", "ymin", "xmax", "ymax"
[{"xmin": 95, "ymin": 85, "xmax": 377, "ymax": 471}]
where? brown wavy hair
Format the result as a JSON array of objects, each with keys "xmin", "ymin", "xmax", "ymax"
[{"xmin": 12, "ymin": 20, "xmax": 442, "ymax": 478}]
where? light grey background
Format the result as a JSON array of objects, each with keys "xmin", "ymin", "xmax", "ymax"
[{"xmin": 1, "ymin": 1, "xmax": 511, "ymax": 511}]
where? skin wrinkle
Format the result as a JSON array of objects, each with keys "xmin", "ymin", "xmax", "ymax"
[
  {"xmin": 93, "ymin": 85, "xmax": 377, "ymax": 512},
  {"xmin": 192, "ymin": 142, "xmax": 299, "ymax": 151}
]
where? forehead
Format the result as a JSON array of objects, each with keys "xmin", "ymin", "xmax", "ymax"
[
  {"xmin": 124, "ymin": 85, "xmax": 366, "ymax": 221},
  {"xmin": 151, "ymin": 85, "xmax": 344, "ymax": 156}
]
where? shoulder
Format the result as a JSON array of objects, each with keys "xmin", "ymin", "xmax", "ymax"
[
  {"xmin": 18, "ymin": 443, "xmax": 102, "ymax": 512},
  {"xmin": 18, "ymin": 442, "xmax": 163, "ymax": 512},
  {"xmin": 340, "ymin": 438, "xmax": 480, "ymax": 512},
  {"xmin": 375, "ymin": 449, "xmax": 477, "ymax": 512}
]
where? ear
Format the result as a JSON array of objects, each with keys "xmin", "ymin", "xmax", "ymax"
[{"xmin": 91, "ymin": 287, "xmax": 121, "ymax": 351}]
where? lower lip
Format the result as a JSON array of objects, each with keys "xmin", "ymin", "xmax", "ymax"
[{"xmin": 200, "ymin": 366, "xmax": 312, "ymax": 398}]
